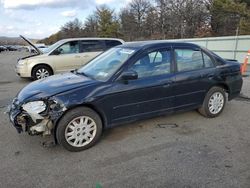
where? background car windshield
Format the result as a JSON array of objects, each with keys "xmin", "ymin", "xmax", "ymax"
[{"xmin": 77, "ymin": 47, "xmax": 135, "ymax": 81}]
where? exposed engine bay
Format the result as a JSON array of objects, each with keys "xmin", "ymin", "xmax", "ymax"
[{"xmin": 8, "ymin": 97, "xmax": 67, "ymax": 136}]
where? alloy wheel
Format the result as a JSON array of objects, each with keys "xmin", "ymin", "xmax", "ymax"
[
  {"xmin": 65, "ymin": 116, "xmax": 97, "ymax": 147},
  {"xmin": 36, "ymin": 68, "xmax": 50, "ymax": 79},
  {"xmin": 208, "ymin": 92, "xmax": 224, "ymax": 114}
]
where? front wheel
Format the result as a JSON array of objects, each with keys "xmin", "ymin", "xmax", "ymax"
[
  {"xmin": 198, "ymin": 86, "xmax": 226, "ymax": 118},
  {"xmin": 32, "ymin": 65, "xmax": 52, "ymax": 80},
  {"xmin": 56, "ymin": 107, "xmax": 103, "ymax": 152}
]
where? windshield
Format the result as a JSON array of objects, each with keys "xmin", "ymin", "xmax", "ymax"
[
  {"xmin": 77, "ymin": 47, "xmax": 135, "ymax": 81},
  {"xmin": 43, "ymin": 40, "xmax": 65, "ymax": 54}
]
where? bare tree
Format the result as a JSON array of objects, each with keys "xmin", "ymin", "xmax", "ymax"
[
  {"xmin": 83, "ymin": 15, "xmax": 98, "ymax": 37},
  {"xmin": 39, "ymin": 0, "xmax": 250, "ymax": 44},
  {"xmin": 61, "ymin": 18, "xmax": 84, "ymax": 38},
  {"xmin": 129, "ymin": 0, "xmax": 152, "ymax": 39},
  {"xmin": 156, "ymin": 0, "xmax": 210, "ymax": 39},
  {"xmin": 144, "ymin": 6, "xmax": 160, "ymax": 39}
]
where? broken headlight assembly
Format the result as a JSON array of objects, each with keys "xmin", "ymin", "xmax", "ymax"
[
  {"xmin": 20, "ymin": 100, "xmax": 50, "ymax": 135},
  {"xmin": 22, "ymin": 101, "xmax": 46, "ymax": 114},
  {"xmin": 17, "ymin": 99, "xmax": 66, "ymax": 136},
  {"xmin": 9, "ymin": 97, "xmax": 67, "ymax": 136}
]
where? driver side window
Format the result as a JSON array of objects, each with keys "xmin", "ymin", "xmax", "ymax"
[
  {"xmin": 54, "ymin": 41, "xmax": 79, "ymax": 55},
  {"xmin": 129, "ymin": 49, "xmax": 171, "ymax": 79}
]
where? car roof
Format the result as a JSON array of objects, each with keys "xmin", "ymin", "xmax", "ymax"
[
  {"xmin": 59, "ymin": 38, "xmax": 125, "ymax": 43},
  {"xmin": 121, "ymin": 40, "xmax": 201, "ymax": 50}
]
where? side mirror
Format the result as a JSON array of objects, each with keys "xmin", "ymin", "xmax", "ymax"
[
  {"xmin": 52, "ymin": 48, "xmax": 62, "ymax": 55},
  {"xmin": 120, "ymin": 70, "xmax": 138, "ymax": 81}
]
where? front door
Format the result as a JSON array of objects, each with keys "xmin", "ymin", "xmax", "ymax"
[
  {"xmin": 104, "ymin": 48, "xmax": 175, "ymax": 124},
  {"xmin": 50, "ymin": 41, "xmax": 82, "ymax": 73}
]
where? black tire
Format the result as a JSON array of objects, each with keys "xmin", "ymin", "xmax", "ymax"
[
  {"xmin": 56, "ymin": 107, "xmax": 103, "ymax": 152},
  {"xmin": 32, "ymin": 65, "xmax": 53, "ymax": 80},
  {"xmin": 198, "ymin": 86, "xmax": 226, "ymax": 118}
]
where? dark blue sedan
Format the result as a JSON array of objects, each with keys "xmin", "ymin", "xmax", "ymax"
[{"xmin": 8, "ymin": 41, "xmax": 243, "ymax": 151}]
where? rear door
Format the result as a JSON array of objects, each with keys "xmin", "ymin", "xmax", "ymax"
[
  {"xmin": 79, "ymin": 40, "xmax": 105, "ymax": 66},
  {"xmin": 173, "ymin": 47, "xmax": 208, "ymax": 110},
  {"xmin": 104, "ymin": 40, "xmax": 123, "ymax": 50},
  {"xmin": 199, "ymin": 50, "xmax": 217, "ymax": 93}
]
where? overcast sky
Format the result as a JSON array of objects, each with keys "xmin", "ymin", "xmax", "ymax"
[{"xmin": 0, "ymin": 0, "xmax": 131, "ymax": 39}]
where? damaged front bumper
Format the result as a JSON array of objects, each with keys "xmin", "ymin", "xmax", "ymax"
[
  {"xmin": 8, "ymin": 104, "xmax": 22, "ymax": 133},
  {"xmin": 7, "ymin": 97, "xmax": 66, "ymax": 136}
]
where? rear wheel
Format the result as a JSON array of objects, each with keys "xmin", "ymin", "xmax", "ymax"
[
  {"xmin": 56, "ymin": 107, "xmax": 103, "ymax": 152},
  {"xmin": 32, "ymin": 65, "xmax": 53, "ymax": 80},
  {"xmin": 198, "ymin": 86, "xmax": 226, "ymax": 118}
]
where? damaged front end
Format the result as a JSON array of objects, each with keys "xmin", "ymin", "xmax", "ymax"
[{"xmin": 8, "ymin": 97, "xmax": 66, "ymax": 136}]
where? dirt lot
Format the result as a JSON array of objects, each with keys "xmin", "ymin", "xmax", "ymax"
[{"xmin": 0, "ymin": 51, "xmax": 250, "ymax": 188}]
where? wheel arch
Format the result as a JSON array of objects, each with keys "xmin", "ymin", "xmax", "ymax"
[
  {"xmin": 31, "ymin": 63, "xmax": 54, "ymax": 76},
  {"xmin": 201, "ymin": 83, "xmax": 230, "ymax": 105},
  {"xmin": 212, "ymin": 83, "xmax": 230, "ymax": 94}
]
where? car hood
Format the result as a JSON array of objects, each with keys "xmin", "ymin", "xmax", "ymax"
[
  {"xmin": 20, "ymin": 35, "xmax": 43, "ymax": 55},
  {"xmin": 19, "ymin": 53, "xmax": 48, "ymax": 61},
  {"xmin": 17, "ymin": 72, "xmax": 98, "ymax": 102}
]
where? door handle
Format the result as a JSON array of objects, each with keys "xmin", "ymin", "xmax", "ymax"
[
  {"xmin": 200, "ymin": 74, "xmax": 214, "ymax": 79},
  {"xmin": 75, "ymin": 55, "xmax": 81, "ymax": 58},
  {"xmin": 207, "ymin": 74, "xmax": 214, "ymax": 79},
  {"xmin": 163, "ymin": 84, "xmax": 170, "ymax": 88},
  {"xmin": 162, "ymin": 82, "xmax": 173, "ymax": 88}
]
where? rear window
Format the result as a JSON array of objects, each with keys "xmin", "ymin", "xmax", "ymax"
[
  {"xmin": 80, "ymin": 40, "xmax": 105, "ymax": 53},
  {"xmin": 105, "ymin": 40, "xmax": 122, "ymax": 50},
  {"xmin": 175, "ymin": 49, "xmax": 204, "ymax": 72}
]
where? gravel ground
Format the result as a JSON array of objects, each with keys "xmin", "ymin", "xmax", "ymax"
[{"xmin": 0, "ymin": 51, "xmax": 250, "ymax": 188}]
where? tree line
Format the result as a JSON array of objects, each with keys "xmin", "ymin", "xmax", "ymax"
[{"xmin": 39, "ymin": 0, "xmax": 250, "ymax": 44}]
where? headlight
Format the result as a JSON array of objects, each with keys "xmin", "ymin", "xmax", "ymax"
[
  {"xmin": 18, "ymin": 60, "xmax": 27, "ymax": 66},
  {"xmin": 22, "ymin": 101, "xmax": 46, "ymax": 114}
]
